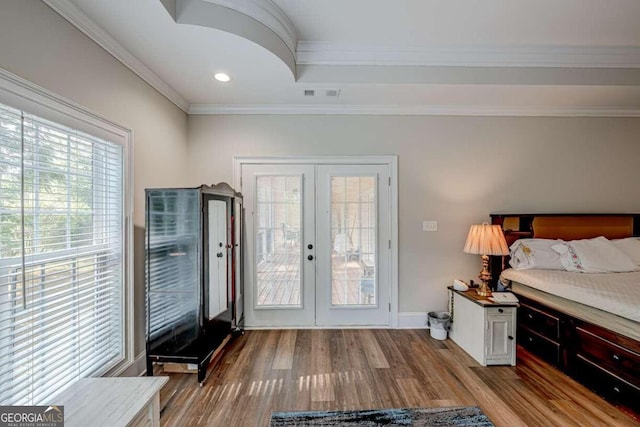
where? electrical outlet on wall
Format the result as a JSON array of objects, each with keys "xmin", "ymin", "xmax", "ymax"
[{"xmin": 423, "ymin": 220, "xmax": 438, "ymax": 232}]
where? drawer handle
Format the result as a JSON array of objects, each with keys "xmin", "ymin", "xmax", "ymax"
[
  {"xmin": 613, "ymin": 386, "xmax": 621, "ymax": 394},
  {"xmin": 612, "ymin": 354, "xmax": 621, "ymax": 362},
  {"xmin": 527, "ymin": 314, "xmax": 533, "ymax": 320},
  {"xmin": 508, "ymin": 336, "xmax": 514, "ymax": 340},
  {"xmin": 528, "ymin": 337, "xmax": 533, "ymax": 343},
  {"xmin": 498, "ymin": 308, "xmax": 504, "ymax": 313}
]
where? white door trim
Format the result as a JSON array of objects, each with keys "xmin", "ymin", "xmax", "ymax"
[{"xmin": 234, "ymin": 155, "xmax": 399, "ymax": 328}]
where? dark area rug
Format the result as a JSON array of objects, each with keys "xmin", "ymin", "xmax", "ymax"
[{"xmin": 270, "ymin": 406, "xmax": 495, "ymax": 426}]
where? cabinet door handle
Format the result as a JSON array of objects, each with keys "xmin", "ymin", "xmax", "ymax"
[
  {"xmin": 527, "ymin": 337, "xmax": 533, "ymax": 343},
  {"xmin": 612, "ymin": 354, "xmax": 621, "ymax": 362},
  {"xmin": 527, "ymin": 313, "xmax": 533, "ymax": 320},
  {"xmin": 508, "ymin": 336, "xmax": 514, "ymax": 340},
  {"xmin": 307, "ymin": 255, "xmax": 314, "ymax": 261},
  {"xmin": 498, "ymin": 308, "xmax": 504, "ymax": 313},
  {"xmin": 613, "ymin": 386, "xmax": 621, "ymax": 394}
]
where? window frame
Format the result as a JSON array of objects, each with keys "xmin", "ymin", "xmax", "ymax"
[{"xmin": 0, "ymin": 68, "xmax": 134, "ymax": 379}]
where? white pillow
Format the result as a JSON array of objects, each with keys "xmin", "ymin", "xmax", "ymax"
[
  {"xmin": 612, "ymin": 237, "xmax": 640, "ymax": 266},
  {"xmin": 551, "ymin": 236, "xmax": 638, "ymax": 273},
  {"xmin": 509, "ymin": 239, "xmax": 564, "ymax": 270}
]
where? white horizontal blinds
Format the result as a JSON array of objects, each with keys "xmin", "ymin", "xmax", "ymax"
[
  {"xmin": 0, "ymin": 105, "xmax": 27, "ymax": 402},
  {"xmin": 0, "ymin": 102, "xmax": 124, "ymax": 405}
]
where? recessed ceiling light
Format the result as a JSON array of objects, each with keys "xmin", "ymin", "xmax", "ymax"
[{"xmin": 214, "ymin": 72, "xmax": 231, "ymax": 82}]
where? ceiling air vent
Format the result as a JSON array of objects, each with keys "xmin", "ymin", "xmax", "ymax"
[{"xmin": 304, "ymin": 89, "xmax": 341, "ymax": 98}]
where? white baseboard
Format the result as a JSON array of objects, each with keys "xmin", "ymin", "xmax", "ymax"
[
  {"xmin": 119, "ymin": 351, "xmax": 147, "ymax": 377},
  {"xmin": 398, "ymin": 312, "xmax": 428, "ymax": 329},
  {"xmin": 245, "ymin": 313, "xmax": 433, "ymax": 330},
  {"xmin": 244, "ymin": 324, "xmax": 391, "ymax": 330}
]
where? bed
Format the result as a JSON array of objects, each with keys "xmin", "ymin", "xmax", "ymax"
[{"xmin": 490, "ymin": 213, "xmax": 640, "ymax": 415}]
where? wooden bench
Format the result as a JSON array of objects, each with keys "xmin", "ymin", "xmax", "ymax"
[{"xmin": 49, "ymin": 377, "xmax": 168, "ymax": 427}]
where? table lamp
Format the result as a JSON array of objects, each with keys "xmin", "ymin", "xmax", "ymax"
[{"xmin": 463, "ymin": 223, "xmax": 509, "ymax": 296}]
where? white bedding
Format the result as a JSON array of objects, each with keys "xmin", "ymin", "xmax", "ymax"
[{"xmin": 501, "ymin": 268, "xmax": 640, "ymax": 322}]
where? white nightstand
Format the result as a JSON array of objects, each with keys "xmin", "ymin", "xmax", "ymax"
[{"xmin": 448, "ymin": 286, "xmax": 518, "ymax": 366}]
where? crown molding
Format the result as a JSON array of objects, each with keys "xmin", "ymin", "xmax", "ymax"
[
  {"xmin": 188, "ymin": 104, "xmax": 640, "ymax": 117},
  {"xmin": 203, "ymin": 0, "xmax": 297, "ymax": 54},
  {"xmin": 296, "ymin": 42, "xmax": 640, "ymax": 68},
  {"xmin": 43, "ymin": 0, "xmax": 190, "ymax": 112},
  {"xmin": 35, "ymin": 1, "xmax": 640, "ymax": 114}
]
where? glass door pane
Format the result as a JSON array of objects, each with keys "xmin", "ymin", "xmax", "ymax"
[
  {"xmin": 255, "ymin": 175, "xmax": 302, "ymax": 307},
  {"xmin": 316, "ymin": 163, "xmax": 390, "ymax": 327},
  {"xmin": 330, "ymin": 176, "xmax": 377, "ymax": 306},
  {"xmin": 207, "ymin": 198, "xmax": 227, "ymax": 319}
]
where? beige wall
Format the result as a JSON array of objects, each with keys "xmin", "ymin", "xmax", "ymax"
[
  {"xmin": 2, "ymin": 1, "xmax": 640, "ymax": 358},
  {"xmin": 0, "ymin": 1, "xmax": 190, "ymax": 358},
  {"xmin": 187, "ymin": 114, "xmax": 640, "ymax": 314}
]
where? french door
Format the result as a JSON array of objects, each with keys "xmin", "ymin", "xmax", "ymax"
[
  {"xmin": 240, "ymin": 159, "xmax": 394, "ymax": 328},
  {"xmin": 242, "ymin": 164, "xmax": 316, "ymax": 327}
]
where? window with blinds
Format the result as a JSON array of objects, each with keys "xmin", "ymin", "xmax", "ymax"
[{"xmin": 0, "ymin": 102, "xmax": 125, "ymax": 405}]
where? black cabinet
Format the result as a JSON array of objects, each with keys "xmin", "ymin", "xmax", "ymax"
[{"xmin": 145, "ymin": 183, "xmax": 243, "ymax": 384}]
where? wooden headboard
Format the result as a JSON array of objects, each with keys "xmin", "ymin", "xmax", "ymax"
[{"xmin": 488, "ymin": 213, "xmax": 640, "ymax": 285}]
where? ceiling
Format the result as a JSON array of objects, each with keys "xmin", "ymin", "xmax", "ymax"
[{"xmin": 45, "ymin": 0, "xmax": 640, "ymax": 116}]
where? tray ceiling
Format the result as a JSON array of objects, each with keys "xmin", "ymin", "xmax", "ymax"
[{"xmin": 45, "ymin": 0, "xmax": 640, "ymax": 115}]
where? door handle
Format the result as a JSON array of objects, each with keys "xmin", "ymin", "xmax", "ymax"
[{"xmin": 307, "ymin": 255, "xmax": 314, "ymax": 261}]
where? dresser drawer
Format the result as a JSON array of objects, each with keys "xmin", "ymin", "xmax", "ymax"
[
  {"xmin": 575, "ymin": 355, "xmax": 640, "ymax": 413},
  {"xmin": 518, "ymin": 325, "xmax": 560, "ymax": 366},
  {"xmin": 519, "ymin": 302, "xmax": 559, "ymax": 341},
  {"xmin": 575, "ymin": 326, "xmax": 640, "ymax": 387},
  {"xmin": 487, "ymin": 306, "xmax": 515, "ymax": 316}
]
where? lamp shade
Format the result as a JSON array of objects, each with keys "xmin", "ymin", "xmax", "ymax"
[{"xmin": 463, "ymin": 223, "xmax": 509, "ymax": 256}]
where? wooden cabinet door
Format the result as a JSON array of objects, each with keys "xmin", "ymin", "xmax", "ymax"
[{"xmin": 486, "ymin": 313, "xmax": 515, "ymax": 365}]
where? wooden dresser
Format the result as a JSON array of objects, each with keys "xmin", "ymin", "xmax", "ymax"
[
  {"xmin": 517, "ymin": 295, "xmax": 562, "ymax": 367},
  {"xmin": 570, "ymin": 317, "xmax": 640, "ymax": 413},
  {"xmin": 516, "ymin": 292, "xmax": 640, "ymax": 414}
]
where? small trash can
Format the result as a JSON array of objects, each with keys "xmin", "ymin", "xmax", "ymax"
[{"xmin": 427, "ymin": 311, "xmax": 451, "ymax": 340}]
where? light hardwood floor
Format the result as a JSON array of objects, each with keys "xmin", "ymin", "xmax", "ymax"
[{"xmin": 158, "ymin": 329, "xmax": 639, "ymax": 427}]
